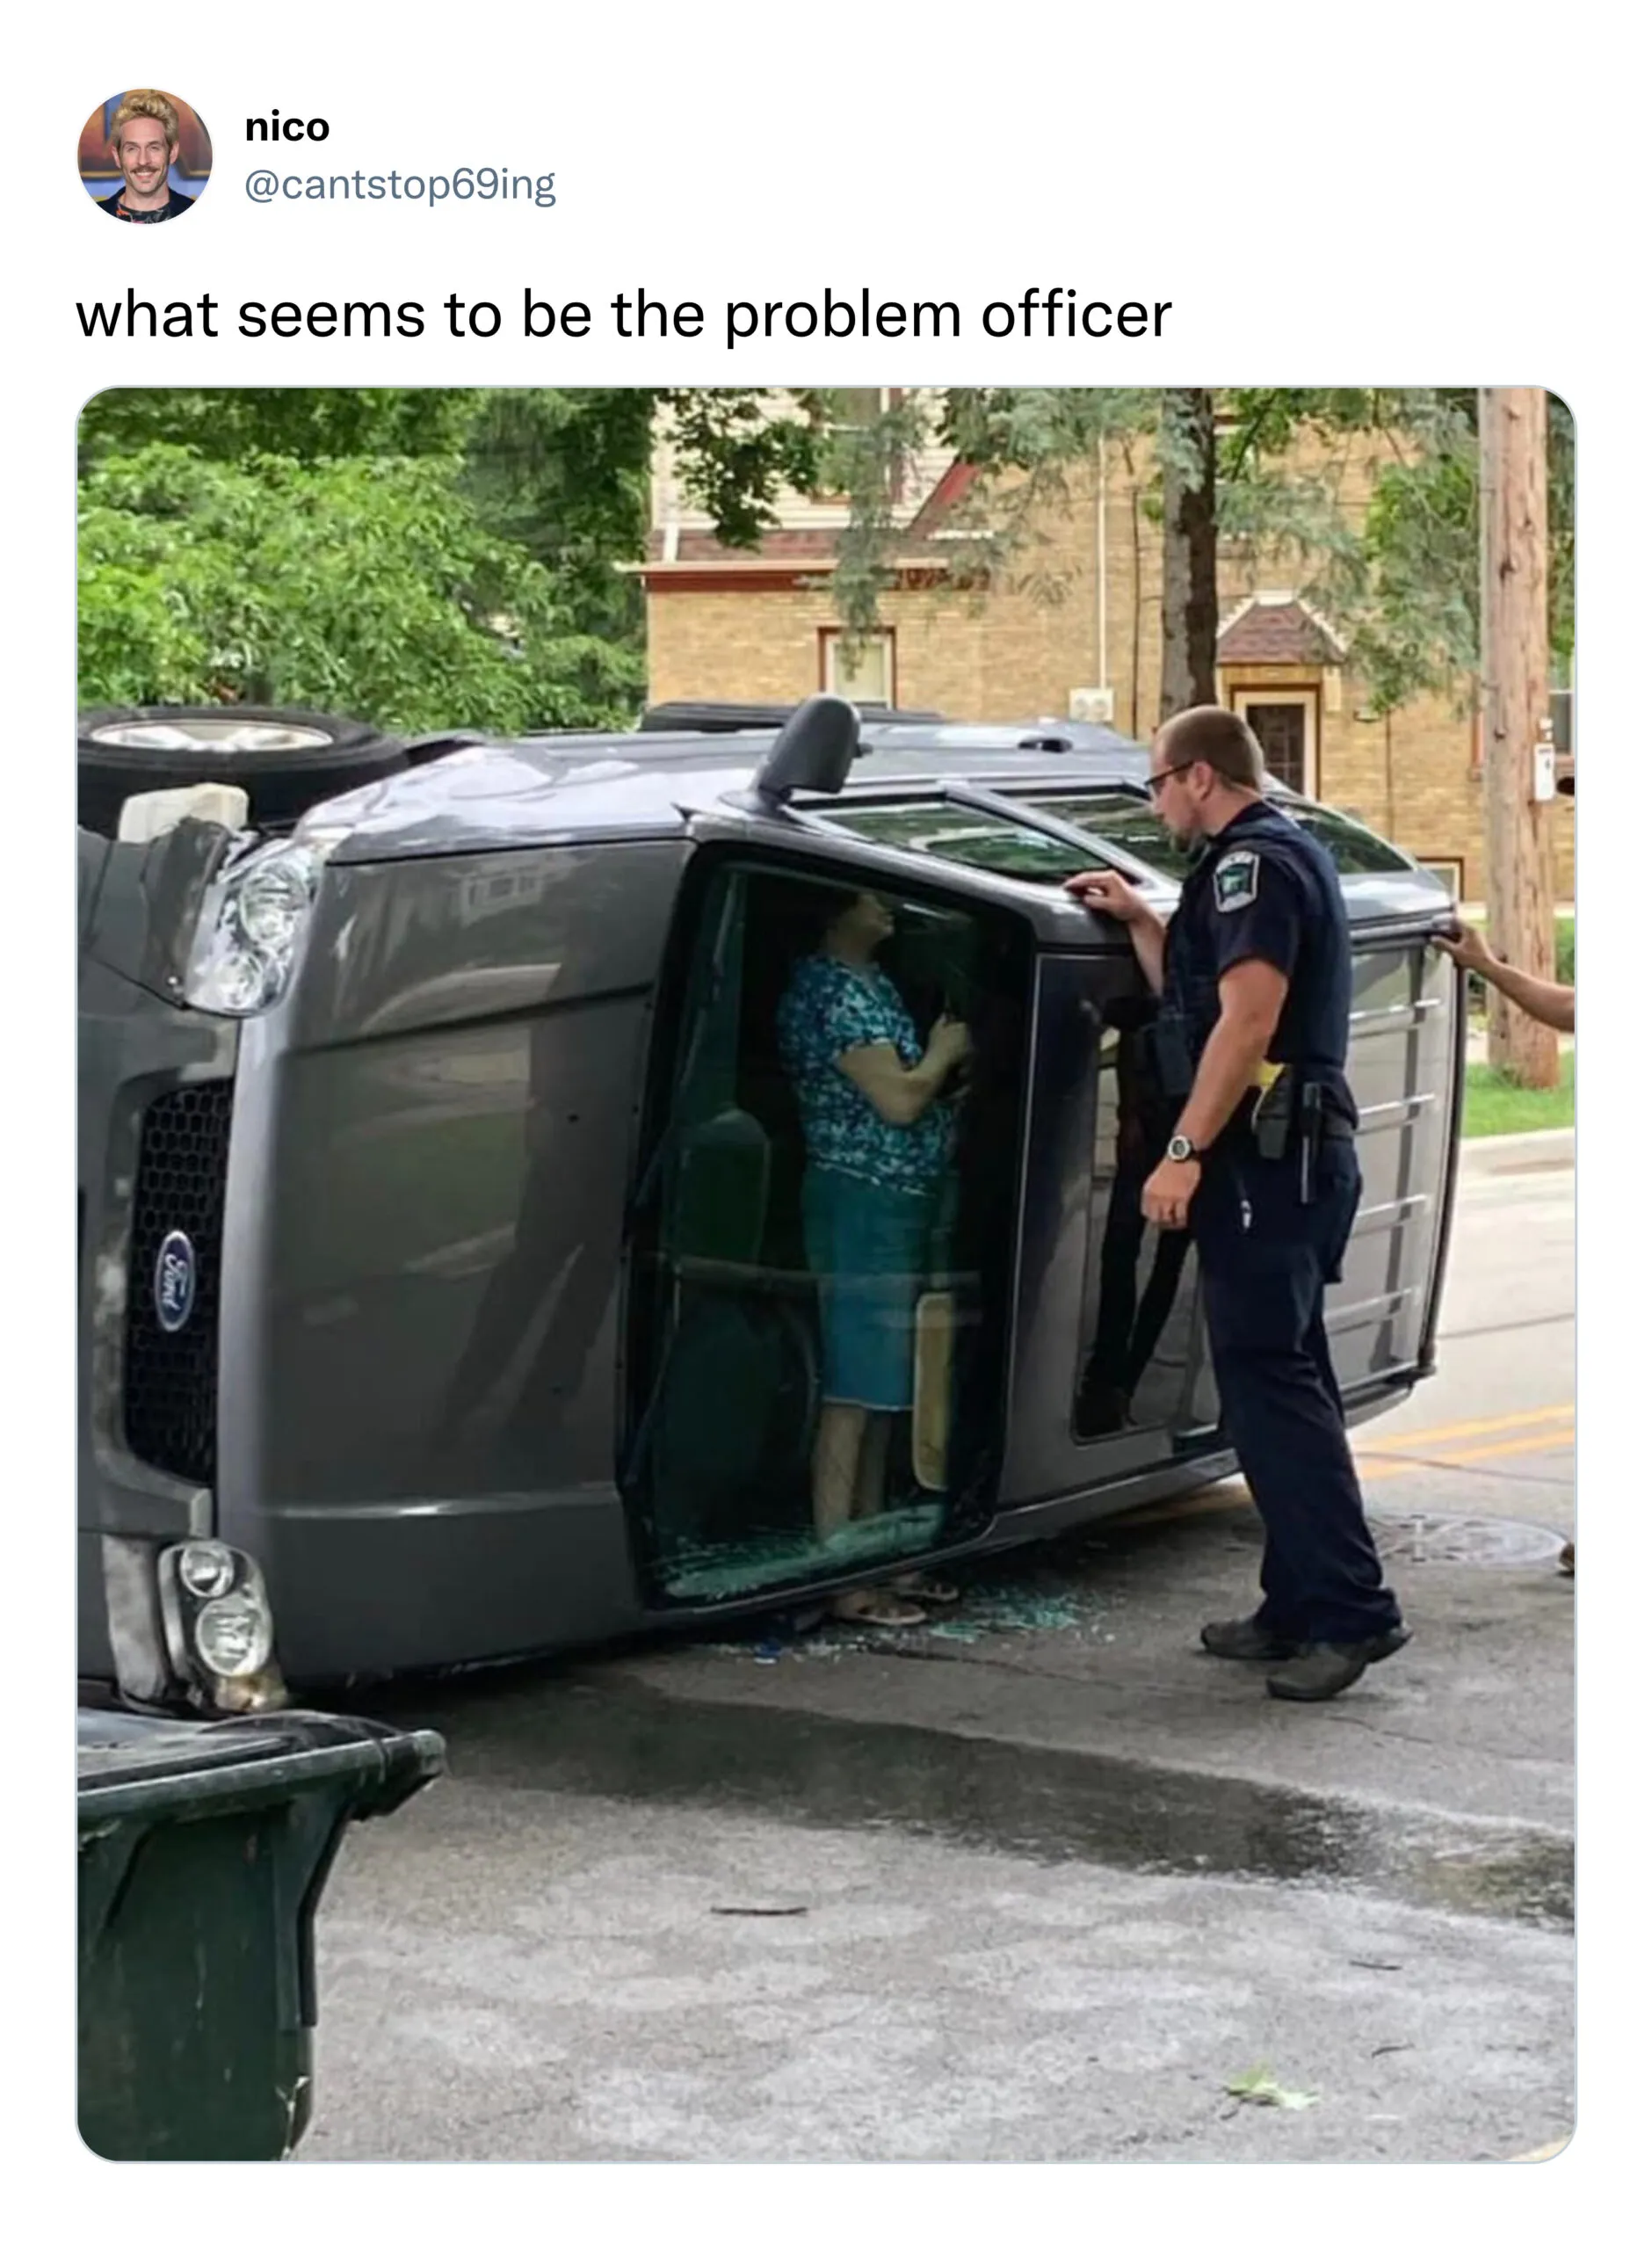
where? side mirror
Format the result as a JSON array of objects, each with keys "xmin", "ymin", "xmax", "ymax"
[{"xmin": 747, "ymin": 694, "xmax": 860, "ymax": 809}]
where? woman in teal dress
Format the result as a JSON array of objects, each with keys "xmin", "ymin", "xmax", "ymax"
[{"xmin": 778, "ymin": 888, "xmax": 970, "ymax": 1624}]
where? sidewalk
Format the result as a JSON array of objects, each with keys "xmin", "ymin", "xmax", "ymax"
[
  {"xmin": 326, "ymin": 1489, "xmax": 1574, "ymax": 2160},
  {"xmin": 597, "ymin": 1481, "xmax": 1574, "ymax": 1854},
  {"xmin": 1458, "ymin": 1124, "xmax": 1574, "ymax": 1174}
]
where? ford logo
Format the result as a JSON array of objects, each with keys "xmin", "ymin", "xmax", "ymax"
[{"xmin": 154, "ymin": 1231, "xmax": 198, "ymax": 1334}]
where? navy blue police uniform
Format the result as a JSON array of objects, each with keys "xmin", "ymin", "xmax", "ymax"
[{"xmin": 1162, "ymin": 800, "xmax": 1403, "ymax": 1647}]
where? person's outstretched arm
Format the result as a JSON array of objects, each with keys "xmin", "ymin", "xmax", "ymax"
[{"xmin": 1433, "ymin": 925, "xmax": 1575, "ymax": 1034}]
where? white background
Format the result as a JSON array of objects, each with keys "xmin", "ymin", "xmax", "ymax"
[{"xmin": 16, "ymin": 3, "xmax": 1626, "ymax": 2231}]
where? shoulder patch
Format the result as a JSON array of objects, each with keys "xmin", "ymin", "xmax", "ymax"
[{"xmin": 1214, "ymin": 848, "xmax": 1260, "ymax": 912}]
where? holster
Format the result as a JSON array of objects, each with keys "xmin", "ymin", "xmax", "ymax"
[
  {"xmin": 1297, "ymin": 1080, "xmax": 1326, "ymax": 1204},
  {"xmin": 1250, "ymin": 1064, "xmax": 1294, "ymax": 1161}
]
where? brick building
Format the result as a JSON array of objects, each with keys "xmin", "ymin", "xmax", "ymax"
[{"xmin": 641, "ymin": 410, "xmax": 1574, "ymax": 904}]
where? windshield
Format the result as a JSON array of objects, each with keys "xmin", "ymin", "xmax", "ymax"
[
  {"xmin": 815, "ymin": 788, "xmax": 1421, "ymax": 889},
  {"xmin": 1273, "ymin": 798, "xmax": 1419, "ymax": 875},
  {"xmin": 816, "ymin": 802, "xmax": 1114, "ymax": 885},
  {"xmin": 1022, "ymin": 791, "xmax": 1179, "ymax": 873},
  {"xmin": 1023, "ymin": 789, "xmax": 1419, "ymax": 880}
]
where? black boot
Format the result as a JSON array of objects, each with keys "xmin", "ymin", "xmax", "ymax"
[
  {"xmin": 1265, "ymin": 1627, "xmax": 1411, "ymax": 1702},
  {"xmin": 1199, "ymin": 1614, "xmax": 1306, "ymax": 1662}
]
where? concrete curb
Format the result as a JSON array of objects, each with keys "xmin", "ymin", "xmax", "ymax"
[{"xmin": 1458, "ymin": 1126, "xmax": 1575, "ymax": 1175}]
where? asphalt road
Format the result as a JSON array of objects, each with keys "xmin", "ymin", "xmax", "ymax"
[{"xmin": 301, "ymin": 1134, "xmax": 1575, "ymax": 2164}]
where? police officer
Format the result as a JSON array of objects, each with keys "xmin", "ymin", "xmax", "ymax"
[{"xmin": 1065, "ymin": 705, "xmax": 1408, "ymax": 1702}]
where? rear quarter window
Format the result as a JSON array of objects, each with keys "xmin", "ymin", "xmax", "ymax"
[
  {"xmin": 1027, "ymin": 789, "xmax": 1419, "ymax": 880},
  {"xmin": 1274, "ymin": 799, "xmax": 1418, "ymax": 876}
]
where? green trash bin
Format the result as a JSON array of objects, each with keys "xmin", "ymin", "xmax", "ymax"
[{"xmin": 78, "ymin": 1705, "xmax": 445, "ymax": 2160}]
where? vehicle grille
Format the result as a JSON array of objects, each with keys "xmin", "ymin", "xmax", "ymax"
[{"xmin": 123, "ymin": 1081, "xmax": 232, "ymax": 1486}]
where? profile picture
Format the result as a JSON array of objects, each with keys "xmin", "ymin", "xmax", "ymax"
[{"xmin": 79, "ymin": 91, "xmax": 211, "ymax": 223}]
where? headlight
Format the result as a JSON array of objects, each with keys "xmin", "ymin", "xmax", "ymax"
[
  {"xmin": 185, "ymin": 837, "xmax": 335, "ymax": 1016},
  {"xmin": 194, "ymin": 1593, "xmax": 275, "ymax": 1680},
  {"xmin": 176, "ymin": 1540, "xmax": 238, "ymax": 1600}
]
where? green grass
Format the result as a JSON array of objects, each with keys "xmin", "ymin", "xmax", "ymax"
[{"xmin": 1462, "ymin": 1052, "xmax": 1575, "ymax": 1139}]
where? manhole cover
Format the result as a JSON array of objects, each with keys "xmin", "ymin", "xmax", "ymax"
[{"xmin": 1366, "ymin": 1511, "xmax": 1566, "ymax": 1566}]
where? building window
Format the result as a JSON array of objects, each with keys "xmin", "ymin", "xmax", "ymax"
[
  {"xmin": 1228, "ymin": 689, "xmax": 1318, "ymax": 797},
  {"xmin": 815, "ymin": 388, "xmax": 905, "ymax": 504},
  {"xmin": 820, "ymin": 628, "xmax": 896, "ymax": 707},
  {"xmin": 830, "ymin": 388, "xmax": 887, "ymax": 430},
  {"xmin": 1548, "ymin": 686, "xmax": 1573, "ymax": 756},
  {"xmin": 1418, "ymin": 859, "xmax": 1464, "ymax": 900}
]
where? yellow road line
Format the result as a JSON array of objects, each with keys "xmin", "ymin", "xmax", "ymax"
[
  {"xmin": 1359, "ymin": 1427, "xmax": 1575, "ymax": 1483},
  {"xmin": 1358, "ymin": 1403, "xmax": 1574, "ymax": 1454},
  {"xmin": 1109, "ymin": 1420, "xmax": 1574, "ymax": 1527}
]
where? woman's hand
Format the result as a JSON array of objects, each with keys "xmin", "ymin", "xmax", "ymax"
[
  {"xmin": 925, "ymin": 1012, "xmax": 972, "ymax": 1071},
  {"xmin": 1432, "ymin": 921, "xmax": 1496, "ymax": 975}
]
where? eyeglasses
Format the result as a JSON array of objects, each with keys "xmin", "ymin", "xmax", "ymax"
[{"xmin": 1146, "ymin": 762, "xmax": 1194, "ymax": 798}]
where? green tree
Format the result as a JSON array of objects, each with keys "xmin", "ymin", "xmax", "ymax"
[
  {"xmin": 1330, "ymin": 389, "xmax": 1574, "ymax": 708},
  {"xmin": 78, "ymin": 443, "xmax": 640, "ymax": 730},
  {"xmin": 78, "ymin": 388, "xmax": 477, "ymax": 473},
  {"xmin": 814, "ymin": 386, "xmax": 1574, "ymax": 722},
  {"xmin": 77, "ymin": 387, "xmax": 1576, "ymax": 737},
  {"xmin": 76, "ymin": 386, "xmax": 822, "ymax": 727}
]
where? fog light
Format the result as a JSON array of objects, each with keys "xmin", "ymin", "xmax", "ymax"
[
  {"xmin": 176, "ymin": 1541, "xmax": 237, "ymax": 1600},
  {"xmin": 194, "ymin": 1593, "xmax": 274, "ymax": 1680}
]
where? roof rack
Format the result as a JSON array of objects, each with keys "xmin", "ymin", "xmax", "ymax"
[{"xmin": 639, "ymin": 699, "xmax": 946, "ymax": 735}]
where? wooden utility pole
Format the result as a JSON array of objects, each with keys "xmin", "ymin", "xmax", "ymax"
[
  {"xmin": 1480, "ymin": 388, "xmax": 1558, "ymax": 1087},
  {"xmin": 1159, "ymin": 388, "xmax": 1218, "ymax": 718}
]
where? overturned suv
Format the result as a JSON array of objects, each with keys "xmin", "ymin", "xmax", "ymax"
[{"xmin": 78, "ymin": 699, "xmax": 1464, "ymax": 1714}]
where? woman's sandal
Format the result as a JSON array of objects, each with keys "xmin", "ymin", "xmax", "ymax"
[
  {"xmin": 830, "ymin": 1588, "xmax": 925, "ymax": 1628},
  {"xmin": 889, "ymin": 1572, "xmax": 961, "ymax": 1607}
]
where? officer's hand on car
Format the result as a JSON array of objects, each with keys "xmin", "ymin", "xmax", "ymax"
[
  {"xmin": 1064, "ymin": 869, "xmax": 1154, "ymax": 924},
  {"xmin": 1141, "ymin": 1151, "xmax": 1199, "ymax": 1231}
]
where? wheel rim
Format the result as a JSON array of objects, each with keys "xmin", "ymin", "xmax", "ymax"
[{"xmin": 88, "ymin": 718, "xmax": 337, "ymax": 754}]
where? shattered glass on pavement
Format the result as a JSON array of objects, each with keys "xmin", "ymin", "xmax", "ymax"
[{"xmin": 703, "ymin": 1550, "xmax": 1120, "ymax": 1663}]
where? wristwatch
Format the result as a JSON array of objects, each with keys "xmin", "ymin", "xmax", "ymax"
[{"xmin": 1165, "ymin": 1133, "xmax": 1201, "ymax": 1163}]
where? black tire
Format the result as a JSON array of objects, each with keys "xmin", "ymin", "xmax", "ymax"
[{"xmin": 76, "ymin": 705, "xmax": 408, "ymax": 836}]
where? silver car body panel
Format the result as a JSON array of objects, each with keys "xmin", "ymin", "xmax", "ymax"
[{"xmin": 79, "ymin": 720, "xmax": 1463, "ymax": 1690}]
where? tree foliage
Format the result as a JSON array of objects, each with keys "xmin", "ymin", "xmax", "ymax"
[
  {"xmin": 76, "ymin": 386, "xmax": 1576, "ymax": 737},
  {"xmin": 806, "ymin": 385, "xmax": 1575, "ymax": 715},
  {"xmin": 1336, "ymin": 390, "xmax": 1574, "ymax": 707},
  {"xmin": 78, "ymin": 442, "xmax": 640, "ymax": 730},
  {"xmin": 79, "ymin": 388, "xmax": 476, "ymax": 474},
  {"xmin": 76, "ymin": 385, "xmax": 822, "ymax": 727}
]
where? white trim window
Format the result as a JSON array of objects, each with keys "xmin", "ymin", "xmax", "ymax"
[
  {"xmin": 1229, "ymin": 687, "xmax": 1318, "ymax": 798},
  {"xmin": 1419, "ymin": 860, "xmax": 1465, "ymax": 901},
  {"xmin": 822, "ymin": 628, "xmax": 895, "ymax": 706}
]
